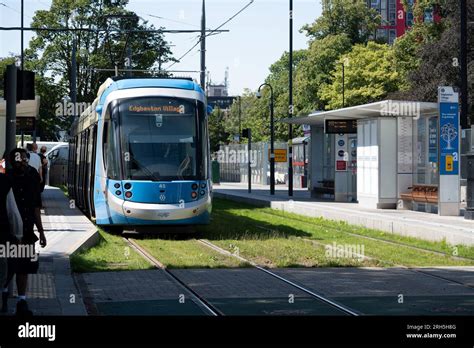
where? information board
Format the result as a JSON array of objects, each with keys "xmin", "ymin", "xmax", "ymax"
[{"xmin": 325, "ymin": 120, "xmax": 357, "ymax": 134}]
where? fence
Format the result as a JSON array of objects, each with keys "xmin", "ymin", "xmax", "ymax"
[{"xmin": 216, "ymin": 142, "xmax": 288, "ymax": 185}]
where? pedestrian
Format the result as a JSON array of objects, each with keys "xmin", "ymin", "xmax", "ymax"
[
  {"xmin": 2, "ymin": 148, "xmax": 47, "ymax": 316},
  {"xmin": 39, "ymin": 146, "xmax": 48, "ymax": 193},
  {"xmin": 26, "ymin": 143, "xmax": 43, "ymax": 184},
  {"xmin": 0, "ymin": 157, "xmax": 23, "ymax": 314},
  {"xmin": 0, "ymin": 152, "xmax": 6, "ymax": 174}
]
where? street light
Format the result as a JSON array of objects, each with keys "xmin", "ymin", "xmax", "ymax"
[{"xmin": 257, "ymin": 83, "xmax": 275, "ymax": 195}]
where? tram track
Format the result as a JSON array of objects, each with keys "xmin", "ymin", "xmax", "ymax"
[
  {"xmin": 211, "ymin": 209, "xmax": 474, "ymax": 290},
  {"xmin": 123, "ymin": 235, "xmax": 361, "ymax": 316},
  {"xmin": 196, "ymin": 239, "xmax": 361, "ymax": 316},
  {"xmin": 123, "ymin": 237, "xmax": 222, "ymax": 316}
]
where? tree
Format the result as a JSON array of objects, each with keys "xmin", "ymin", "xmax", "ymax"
[
  {"xmin": 319, "ymin": 42, "xmax": 403, "ymax": 109},
  {"xmin": 20, "ymin": 0, "xmax": 176, "ymax": 139},
  {"xmin": 208, "ymin": 107, "xmax": 230, "ymax": 153},
  {"xmin": 391, "ymin": 0, "xmax": 474, "ymax": 122},
  {"xmin": 29, "ymin": 0, "xmax": 175, "ymax": 102},
  {"xmin": 302, "ymin": 0, "xmax": 381, "ymax": 45},
  {"xmin": 295, "ymin": 34, "xmax": 352, "ymax": 114}
]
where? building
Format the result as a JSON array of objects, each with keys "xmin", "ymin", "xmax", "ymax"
[{"xmin": 368, "ymin": 0, "xmax": 441, "ymax": 44}]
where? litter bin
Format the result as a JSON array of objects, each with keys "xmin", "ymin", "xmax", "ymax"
[{"xmin": 212, "ymin": 160, "xmax": 220, "ymax": 184}]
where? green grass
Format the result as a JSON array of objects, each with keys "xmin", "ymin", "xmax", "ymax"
[
  {"xmin": 70, "ymin": 198, "xmax": 474, "ymax": 272},
  {"xmin": 134, "ymin": 238, "xmax": 248, "ymax": 269},
  {"xmin": 70, "ymin": 229, "xmax": 153, "ymax": 272},
  {"xmin": 195, "ymin": 198, "xmax": 474, "ymax": 268}
]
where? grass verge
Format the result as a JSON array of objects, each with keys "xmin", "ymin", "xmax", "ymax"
[
  {"xmin": 195, "ymin": 198, "xmax": 474, "ymax": 268},
  {"xmin": 133, "ymin": 238, "xmax": 248, "ymax": 269},
  {"xmin": 70, "ymin": 229, "xmax": 153, "ymax": 272}
]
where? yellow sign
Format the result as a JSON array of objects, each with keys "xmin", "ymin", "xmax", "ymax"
[
  {"xmin": 445, "ymin": 155, "xmax": 453, "ymax": 172},
  {"xmin": 269, "ymin": 149, "xmax": 288, "ymax": 163}
]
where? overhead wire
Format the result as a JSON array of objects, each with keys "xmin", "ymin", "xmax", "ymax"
[{"xmin": 165, "ymin": 0, "xmax": 254, "ymax": 70}]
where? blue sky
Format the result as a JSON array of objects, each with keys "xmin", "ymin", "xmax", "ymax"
[{"xmin": 0, "ymin": 0, "xmax": 322, "ymax": 95}]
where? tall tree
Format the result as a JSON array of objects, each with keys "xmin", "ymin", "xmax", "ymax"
[
  {"xmin": 28, "ymin": 0, "xmax": 176, "ymax": 102},
  {"xmin": 319, "ymin": 42, "xmax": 403, "ymax": 109},
  {"xmin": 22, "ymin": 0, "xmax": 176, "ymax": 139},
  {"xmin": 302, "ymin": 0, "xmax": 381, "ymax": 45},
  {"xmin": 392, "ymin": 0, "xmax": 474, "ymax": 122},
  {"xmin": 295, "ymin": 34, "xmax": 352, "ymax": 114}
]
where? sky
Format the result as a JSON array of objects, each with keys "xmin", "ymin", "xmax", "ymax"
[{"xmin": 0, "ymin": 0, "xmax": 322, "ymax": 96}]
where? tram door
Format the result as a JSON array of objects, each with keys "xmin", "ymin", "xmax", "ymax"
[{"xmin": 348, "ymin": 136, "xmax": 357, "ymax": 202}]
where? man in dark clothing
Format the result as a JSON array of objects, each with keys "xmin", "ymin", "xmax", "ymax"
[
  {"xmin": 39, "ymin": 146, "xmax": 48, "ymax": 193},
  {"xmin": 2, "ymin": 148, "xmax": 47, "ymax": 316}
]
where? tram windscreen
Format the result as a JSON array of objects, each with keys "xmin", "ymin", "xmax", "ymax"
[{"xmin": 119, "ymin": 97, "xmax": 203, "ymax": 181}]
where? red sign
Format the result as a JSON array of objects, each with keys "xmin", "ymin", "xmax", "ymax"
[{"xmin": 336, "ymin": 160, "xmax": 347, "ymax": 171}]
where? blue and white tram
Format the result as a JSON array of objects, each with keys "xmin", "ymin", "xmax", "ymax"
[{"xmin": 68, "ymin": 77, "xmax": 212, "ymax": 231}]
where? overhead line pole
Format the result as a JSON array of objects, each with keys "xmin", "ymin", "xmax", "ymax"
[
  {"xmin": 288, "ymin": 0, "xmax": 294, "ymax": 197},
  {"xmin": 200, "ymin": 0, "xmax": 206, "ymax": 90}
]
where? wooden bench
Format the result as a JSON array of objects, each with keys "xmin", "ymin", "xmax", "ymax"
[
  {"xmin": 313, "ymin": 180, "xmax": 335, "ymax": 195},
  {"xmin": 400, "ymin": 184, "xmax": 438, "ymax": 204}
]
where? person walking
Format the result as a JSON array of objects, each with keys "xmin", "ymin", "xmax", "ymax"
[
  {"xmin": 26, "ymin": 143, "xmax": 43, "ymax": 184},
  {"xmin": 2, "ymin": 148, "xmax": 47, "ymax": 316},
  {"xmin": 39, "ymin": 146, "xmax": 48, "ymax": 193}
]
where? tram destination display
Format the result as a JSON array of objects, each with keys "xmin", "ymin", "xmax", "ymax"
[{"xmin": 325, "ymin": 120, "xmax": 357, "ymax": 134}]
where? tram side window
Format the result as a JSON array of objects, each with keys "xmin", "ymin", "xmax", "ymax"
[{"xmin": 103, "ymin": 120, "xmax": 120, "ymax": 180}]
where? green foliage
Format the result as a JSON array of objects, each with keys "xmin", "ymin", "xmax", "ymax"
[
  {"xmin": 302, "ymin": 0, "xmax": 381, "ymax": 45},
  {"xmin": 8, "ymin": 0, "xmax": 176, "ymax": 139},
  {"xmin": 391, "ymin": 0, "xmax": 474, "ymax": 120},
  {"xmin": 319, "ymin": 42, "xmax": 402, "ymax": 109},
  {"xmin": 208, "ymin": 107, "xmax": 230, "ymax": 152},
  {"xmin": 295, "ymin": 34, "xmax": 352, "ymax": 113}
]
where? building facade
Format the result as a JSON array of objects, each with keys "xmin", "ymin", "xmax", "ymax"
[{"xmin": 368, "ymin": 0, "xmax": 441, "ymax": 44}]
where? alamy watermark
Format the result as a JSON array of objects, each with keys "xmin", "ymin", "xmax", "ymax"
[
  {"xmin": 0, "ymin": 242, "xmax": 38, "ymax": 261},
  {"xmin": 325, "ymin": 242, "xmax": 365, "ymax": 260},
  {"xmin": 215, "ymin": 147, "xmax": 259, "ymax": 167},
  {"xmin": 380, "ymin": 101, "xmax": 421, "ymax": 120},
  {"xmin": 55, "ymin": 100, "xmax": 92, "ymax": 117}
]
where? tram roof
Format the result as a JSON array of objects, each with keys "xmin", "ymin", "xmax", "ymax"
[{"xmin": 97, "ymin": 77, "xmax": 204, "ymax": 106}]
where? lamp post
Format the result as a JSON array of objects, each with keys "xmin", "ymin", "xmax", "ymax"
[
  {"xmin": 288, "ymin": 0, "xmax": 294, "ymax": 197},
  {"xmin": 341, "ymin": 63, "xmax": 345, "ymax": 108},
  {"xmin": 257, "ymin": 83, "xmax": 275, "ymax": 195}
]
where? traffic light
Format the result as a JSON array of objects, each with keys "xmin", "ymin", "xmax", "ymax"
[
  {"xmin": 242, "ymin": 128, "xmax": 250, "ymax": 138},
  {"xmin": 17, "ymin": 70, "xmax": 35, "ymax": 102},
  {"xmin": 3, "ymin": 68, "xmax": 35, "ymax": 102}
]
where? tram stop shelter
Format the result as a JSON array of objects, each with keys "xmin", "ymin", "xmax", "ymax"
[
  {"xmin": 0, "ymin": 96, "xmax": 41, "ymax": 156},
  {"xmin": 283, "ymin": 100, "xmax": 463, "ymax": 216}
]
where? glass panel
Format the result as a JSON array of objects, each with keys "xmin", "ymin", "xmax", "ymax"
[
  {"xmin": 413, "ymin": 117, "xmax": 438, "ymax": 185},
  {"xmin": 119, "ymin": 97, "xmax": 203, "ymax": 181}
]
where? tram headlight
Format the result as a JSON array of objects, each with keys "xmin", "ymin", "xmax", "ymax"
[
  {"xmin": 191, "ymin": 191, "xmax": 198, "ymax": 199},
  {"xmin": 125, "ymin": 191, "xmax": 133, "ymax": 199},
  {"xmin": 192, "ymin": 183, "xmax": 198, "ymax": 190},
  {"xmin": 124, "ymin": 183, "xmax": 132, "ymax": 190}
]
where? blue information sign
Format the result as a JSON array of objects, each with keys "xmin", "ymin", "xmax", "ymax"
[{"xmin": 439, "ymin": 102, "xmax": 459, "ymax": 175}]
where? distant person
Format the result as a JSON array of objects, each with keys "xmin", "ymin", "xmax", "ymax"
[
  {"xmin": 39, "ymin": 146, "xmax": 48, "ymax": 192},
  {"xmin": 26, "ymin": 143, "xmax": 43, "ymax": 184},
  {"xmin": 3, "ymin": 148, "xmax": 47, "ymax": 316}
]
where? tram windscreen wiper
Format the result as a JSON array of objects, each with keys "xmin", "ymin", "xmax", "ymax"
[{"xmin": 129, "ymin": 157, "xmax": 161, "ymax": 181}]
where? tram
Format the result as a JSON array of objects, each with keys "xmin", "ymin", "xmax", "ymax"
[{"xmin": 68, "ymin": 77, "xmax": 212, "ymax": 232}]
